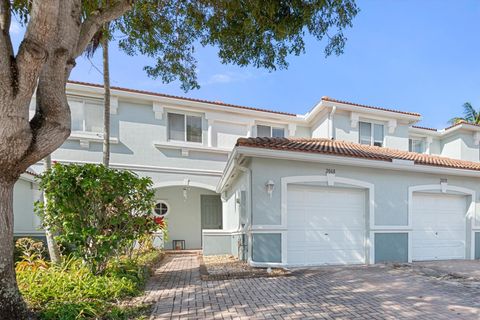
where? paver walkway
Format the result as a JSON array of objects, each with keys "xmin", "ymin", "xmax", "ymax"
[{"xmin": 149, "ymin": 254, "xmax": 480, "ymax": 319}]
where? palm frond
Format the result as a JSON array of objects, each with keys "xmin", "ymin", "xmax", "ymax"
[
  {"xmin": 448, "ymin": 117, "xmax": 466, "ymax": 125},
  {"xmin": 462, "ymin": 102, "xmax": 478, "ymax": 123}
]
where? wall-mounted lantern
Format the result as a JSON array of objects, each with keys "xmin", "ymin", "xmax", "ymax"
[
  {"xmin": 265, "ymin": 180, "xmax": 275, "ymax": 198},
  {"xmin": 183, "ymin": 178, "xmax": 190, "ymax": 201}
]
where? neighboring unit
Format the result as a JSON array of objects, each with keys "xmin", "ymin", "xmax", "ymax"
[{"xmin": 15, "ymin": 81, "xmax": 480, "ymax": 266}]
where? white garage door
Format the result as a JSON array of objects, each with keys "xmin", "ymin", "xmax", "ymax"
[
  {"xmin": 412, "ymin": 193, "xmax": 466, "ymax": 261},
  {"xmin": 287, "ymin": 184, "xmax": 366, "ymax": 266}
]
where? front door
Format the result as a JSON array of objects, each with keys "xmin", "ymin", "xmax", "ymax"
[{"xmin": 201, "ymin": 195, "xmax": 223, "ymax": 229}]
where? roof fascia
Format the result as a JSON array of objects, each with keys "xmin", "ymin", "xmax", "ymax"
[
  {"xmin": 305, "ymin": 100, "xmax": 421, "ymax": 125},
  {"xmin": 231, "ymin": 146, "xmax": 480, "ymax": 178},
  {"xmin": 66, "ymin": 82, "xmax": 305, "ymax": 123}
]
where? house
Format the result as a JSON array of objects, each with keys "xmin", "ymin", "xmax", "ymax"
[{"xmin": 15, "ymin": 81, "xmax": 480, "ymax": 266}]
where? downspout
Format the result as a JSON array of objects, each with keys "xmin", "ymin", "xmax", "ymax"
[
  {"xmin": 329, "ymin": 106, "xmax": 337, "ymax": 140},
  {"xmin": 238, "ymin": 165, "xmax": 251, "ymax": 262}
]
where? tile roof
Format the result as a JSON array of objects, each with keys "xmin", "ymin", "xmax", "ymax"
[
  {"xmin": 68, "ymin": 80, "xmax": 297, "ymax": 117},
  {"xmin": 444, "ymin": 120, "xmax": 480, "ymax": 131},
  {"xmin": 321, "ymin": 96, "xmax": 421, "ymax": 117},
  {"xmin": 236, "ymin": 137, "xmax": 480, "ymax": 172},
  {"xmin": 411, "ymin": 125, "xmax": 438, "ymax": 132}
]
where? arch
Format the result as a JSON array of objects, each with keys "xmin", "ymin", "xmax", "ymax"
[
  {"xmin": 408, "ymin": 183, "xmax": 476, "ymax": 260},
  {"xmin": 151, "ymin": 180, "xmax": 217, "ymax": 192}
]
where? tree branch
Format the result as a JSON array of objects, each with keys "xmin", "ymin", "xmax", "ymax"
[
  {"xmin": 15, "ymin": 0, "xmax": 59, "ymax": 103},
  {"xmin": 0, "ymin": 0, "xmax": 13, "ymax": 88},
  {"xmin": 75, "ymin": 0, "xmax": 133, "ymax": 57},
  {"xmin": 16, "ymin": 0, "xmax": 82, "ymax": 172}
]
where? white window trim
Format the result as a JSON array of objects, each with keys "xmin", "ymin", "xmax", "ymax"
[
  {"xmin": 408, "ymin": 137, "xmax": 425, "ymax": 153},
  {"xmin": 154, "ymin": 200, "xmax": 170, "ymax": 217},
  {"xmin": 256, "ymin": 124, "xmax": 286, "ymax": 138},
  {"xmin": 167, "ymin": 112, "xmax": 203, "ymax": 144},
  {"xmin": 153, "ymin": 141, "xmax": 230, "ymax": 157},
  {"xmin": 358, "ymin": 120, "xmax": 385, "ymax": 147},
  {"xmin": 68, "ymin": 131, "xmax": 119, "ymax": 149},
  {"xmin": 407, "ymin": 184, "xmax": 476, "ymax": 261}
]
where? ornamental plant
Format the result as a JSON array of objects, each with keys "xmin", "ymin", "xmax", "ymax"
[{"xmin": 36, "ymin": 163, "xmax": 159, "ymax": 274}]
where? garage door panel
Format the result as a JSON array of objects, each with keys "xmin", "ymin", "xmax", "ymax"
[
  {"xmin": 286, "ymin": 248, "xmax": 365, "ymax": 266},
  {"xmin": 287, "ymin": 185, "xmax": 366, "ymax": 266},
  {"xmin": 412, "ymin": 193, "xmax": 466, "ymax": 261},
  {"xmin": 288, "ymin": 230, "xmax": 364, "ymax": 248},
  {"xmin": 412, "ymin": 230, "xmax": 465, "ymax": 242},
  {"xmin": 412, "ymin": 242, "xmax": 464, "ymax": 260}
]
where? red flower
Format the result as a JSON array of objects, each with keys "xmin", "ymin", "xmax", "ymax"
[{"xmin": 153, "ymin": 216, "xmax": 165, "ymax": 227}]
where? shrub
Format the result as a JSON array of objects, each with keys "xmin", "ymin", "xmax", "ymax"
[
  {"xmin": 15, "ymin": 238, "xmax": 49, "ymax": 271},
  {"xmin": 16, "ymin": 243, "xmax": 163, "ymax": 320},
  {"xmin": 36, "ymin": 163, "xmax": 161, "ymax": 274}
]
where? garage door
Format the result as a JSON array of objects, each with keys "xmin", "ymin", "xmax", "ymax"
[
  {"xmin": 287, "ymin": 184, "xmax": 366, "ymax": 266},
  {"xmin": 412, "ymin": 193, "xmax": 466, "ymax": 261}
]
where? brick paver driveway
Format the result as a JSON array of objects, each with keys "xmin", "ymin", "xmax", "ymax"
[{"xmin": 149, "ymin": 254, "xmax": 480, "ymax": 319}]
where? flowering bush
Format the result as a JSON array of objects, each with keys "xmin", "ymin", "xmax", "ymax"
[{"xmin": 36, "ymin": 163, "xmax": 162, "ymax": 274}]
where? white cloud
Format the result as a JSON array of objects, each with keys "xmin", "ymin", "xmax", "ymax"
[
  {"xmin": 202, "ymin": 71, "xmax": 264, "ymax": 86},
  {"xmin": 208, "ymin": 73, "xmax": 233, "ymax": 84}
]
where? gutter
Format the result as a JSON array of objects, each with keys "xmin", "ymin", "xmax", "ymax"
[{"xmin": 228, "ymin": 146, "xmax": 480, "ymax": 179}]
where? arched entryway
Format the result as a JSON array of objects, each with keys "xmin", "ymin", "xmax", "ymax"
[{"xmin": 153, "ymin": 181, "xmax": 222, "ymax": 250}]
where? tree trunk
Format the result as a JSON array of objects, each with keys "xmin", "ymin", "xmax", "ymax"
[
  {"xmin": 43, "ymin": 155, "xmax": 61, "ymax": 265},
  {"xmin": 0, "ymin": 0, "xmax": 132, "ymax": 316},
  {"xmin": 0, "ymin": 181, "xmax": 31, "ymax": 319},
  {"xmin": 102, "ymin": 24, "xmax": 111, "ymax": 168}
]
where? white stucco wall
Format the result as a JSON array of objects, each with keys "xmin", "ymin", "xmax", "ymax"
[
  {"xmin": 156, "ymin": 186, "xmax": 217, "ymax": 250},
  {"xmin": 14, "ymin": 179, "xmax": 42, "ymax": 236},
  {"xmin": 222, "ymin": 171, "xmax": 249, "ymax": 231},
  {"xmin": 249, "ymin": 157, "xmax": 480, "ymax": 228},
  {"xmin": 385, "ymin": 124, "xmax": 409, "ymax": 151},
  {"xmin": 311, "ymin": 112, "xmax": 329, "ymax": 138}
]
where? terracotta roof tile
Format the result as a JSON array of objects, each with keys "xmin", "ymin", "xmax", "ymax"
[
  {"xmin": 444, "ymin": 120, "xmax": 480, "ymax": 131},
  {"xmin": 68, "ymin": 80, "xmax": 297, "ymax": 117},
  {"xmin": 236, "ymin": 137, "xmax": 480, "ymax": 171},
  {"xmin": 411, "ymin": 125, "xmax": 438, "ymax": 131},
  {"xmin": 321, "ymin": 96, "xmax": 421, "ymax": 117}
]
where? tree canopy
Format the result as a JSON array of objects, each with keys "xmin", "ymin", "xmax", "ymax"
[{"xmin": 14, "ymin": 0, "xmax": 359, "ymax": 91}]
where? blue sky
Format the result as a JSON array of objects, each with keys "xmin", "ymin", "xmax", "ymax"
[{"xmin": 12, "ymin": 1, "xmax": 480, "ymax": 128}]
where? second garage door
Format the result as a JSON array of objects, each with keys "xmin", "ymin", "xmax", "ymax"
[
  {"xmin": 412, "ymin": 193, "xmax": 467, "ymax": 261},
  {"xmin": 287, "ymin": 184, "xmax": 366, "ymax": 266}
]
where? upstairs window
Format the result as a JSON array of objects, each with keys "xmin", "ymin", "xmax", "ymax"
[
  {"xmin": 257, "ymin": 125, "xmax": 285, "ymax": 138},
  {"xmin": 168, "ymin": 113, "xmax": 202, "ymax": 143},
  {"xmin": 69, "ymin": 98, "xmax": 103, "ymax": 133},
  {"xmin": 409, "ymin": 138, "xmax": 425, "ymax": 153},
  {"xmin": 359, "ymin": 121, "xmax": 384, "ymax": 147}
]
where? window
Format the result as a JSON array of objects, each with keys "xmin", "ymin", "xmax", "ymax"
[
  {"xmin": 256, "ymin": 125, "xmax": 285, "ymax": 138},
  {"xmin": 409, "ymin": 138, "xmax": 425, "ymax": 153},
  {"xmin": 168, "ymin": 113, "xmax": 202, "ymax": 143},
  {"xmin": 359, "ymin": 121, "xmax": 384, "ymax": 147},
  {"xmin": 154, "ymin": 201, "xmax": 169, "ymax": 217},
  {"xmin": 69, "ymin": 99, "xmax": 103, "ymax": 133}
]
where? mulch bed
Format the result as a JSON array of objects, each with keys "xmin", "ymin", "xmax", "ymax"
[{"xmin": 198, "ymin": 254, "xmax": 291, "ymax": 281}]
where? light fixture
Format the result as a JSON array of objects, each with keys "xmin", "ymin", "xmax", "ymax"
[
  {"xmin": 183, "ymin": 178, "xmax": 190, "ymax": 201},
  {"xmin": 265, "ymin": 180, "xmax": 275, "ymax": 198}
]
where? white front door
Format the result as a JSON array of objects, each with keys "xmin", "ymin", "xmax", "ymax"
[
  {"xmin": 412, "ymin": 193, "xmax": 467, "ymax": 261},
  {"xmin": 286, "ymin": 184, "xmax": 366, "ymax": 266}
]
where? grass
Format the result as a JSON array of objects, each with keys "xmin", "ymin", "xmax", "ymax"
[{"xmin": 17, "ymin": 249, "xmax": 163, "ymax": 320}]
